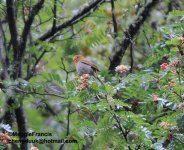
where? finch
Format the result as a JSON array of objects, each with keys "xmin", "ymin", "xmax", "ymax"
[{"xmin": 73, "ymin": 55, "xmax": 103, "ymax": 84}]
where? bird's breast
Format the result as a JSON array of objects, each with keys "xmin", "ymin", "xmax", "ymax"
[{"xmin": 76, "ymin": 62, "xmax": 94, "ymax": 76}]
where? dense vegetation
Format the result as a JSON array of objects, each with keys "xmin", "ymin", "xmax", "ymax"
[{"xmin": 0, "ymin": 0, "xmax": 184, "ymax": 150}]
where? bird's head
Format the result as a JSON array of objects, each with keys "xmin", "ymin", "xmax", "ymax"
[{"xmin": 73, "ymin": 55, "xmax": 85, "ymax": 64}]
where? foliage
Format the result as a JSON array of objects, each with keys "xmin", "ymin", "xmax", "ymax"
[{"xmin": 0, "ymin": 0, "xmax": 184, "ymax": 150}]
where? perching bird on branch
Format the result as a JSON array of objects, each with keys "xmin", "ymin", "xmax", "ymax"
[{"xmin": 73, "ymin": 55, "xmax": 103, "ymax": 84}]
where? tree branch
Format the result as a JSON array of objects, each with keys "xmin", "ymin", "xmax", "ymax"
[
  {"xmin": 21, "ymin": 0, "xmax": 26, "ymax": 23},
  {"xmin": 111, "ymin": 0, "xmax": 118, "ymax": 38},
  {"xmin": 129, "ymin": 43, "xmax": 133, "ymax": 73},
  {"xmin": 148, "ymin": 112, "xmax": 168, "ymax": 124},
  {"xmin": 0, "ymin": 19, "xmax": 9, "ymax": 80},
  {"xmin": 2, "ymin": 98, "xmax": 15, "ymax": 126},
  {"xmin": 109, "ymin": 0, "xmax": 160, "ymax": 73},
  {"xmin": 5, "ymin": 2, "xmax": 44, "ymax": 150},
  {"xmin": 59, "ymin": 102, "xmax": 71, "ymax": 150},
  {"xmin": 67, "ymin": 102, "xmax": 71, "ymax": 135},
  {"xmin": 25, "ymin": 49, "xmax": 47, "ymax": 80},
  {"xmin": 14, "ymin": 87, "xmax": 65, "ymax": 99},
  {"xmin": 105, "ymin": 95, "xmax": 131, "ymax": 149},
  {"xmin": 60, "ymin": 57, "xmax": 75, "ymax": 83},
  {"xmin": 34, "ymin": 17, "xmax": 53, "ymax": 28},
  {"xmin": 20, "ymin": 0, "xmax": 45, "ymax": 60},
  {"xmin": 14, "ymin": 105, "xmax": 28, "ymax": 150},
  {"xmin": 1, "ymin": 24, "xmax": 10, "ymax": 67},
  {"xmin": 6, "ymin": 0, "xmax": 19, "ymax": 61},
  {"xmin": 142, "ymin": 28, "xmax": 152, "ymax": 50},
  {"xmin": 52, "ymin": 0, "xmax": 57, "ymax": 31},
  {"xmin": 37, "ymin": 0, "xmax": 105, "ymax": 42}
]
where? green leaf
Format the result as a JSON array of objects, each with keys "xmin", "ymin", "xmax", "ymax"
[
  {"xmin": 102, "ymin": 84, "xmax": 114, "ymax": 94},
  {"xmin": 0, "ymin": 142, "xmax": 6, "ymax": 150},
  {"xmin": 170, "ymin": 10, "xmax": 184, "ymax": 17},
  {"xmin": 165, "ymin": 37, "xmax": 180, "ymax": 45}
]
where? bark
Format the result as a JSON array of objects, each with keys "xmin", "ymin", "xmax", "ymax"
[
  {"xmin": 37, "ymin": 0, "xmax": 105, "ymax": 42},
  {"xmin": 109, "ymin": 0, "xmax": 160, "ymax": 73}
]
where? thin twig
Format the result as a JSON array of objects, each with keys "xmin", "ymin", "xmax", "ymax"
[
  {"xmin": 173, "ymin": 135, "xmax": 184, "ymax": 144},
  {"xmin": 50, "ymin": 27, "xmax": 83, "ymax": 42},
  {"xmin": 33, "ymin": 50, "xmax": 47, "ymax": 70},
  {"xmin": 21, "ymin": 0, "xmax": 26, "ymax": 23},
  {"xmin": 173, "ymin": 91, "xmax": 182, "ymax": 102},
  {"xmin": 37, "ymin": 0, "xmax": 106, "ymax": 42},
  {"xmin": 67, "ymin": 102, "xmax": 71, "ymax": 135},
  {"xmin": 41, "ymin": 99, "xmax": 57, "ymax": 116},
  {"xmin": 14, "ymin": 87, "xmax": 65, "ymax": 99},
  {"xmin": 60, "ymin": 57, "xmax": 75, "ymax": 83},
  {"xmin": 148, "ymin": 112, "xmax": 168, "ymax": 124},
  {"xmin": 59, "ymin": 101, "xmax": 71, "ymax": 150},
  {"xmin": 25, "ymin": 49, "xmax": 48, "ymax": 80},
  {"xmin": 48, "ymin": 28, "xmax": 71, "ymax": 42},
  {"xmin": 177, "ymin": 58, "xmax": 183, "ymax": 102},
  {"xmin": 34, "ymin": 17, "xmax": 53, "ymax": 28},
  {"xmin": 142, "ymin": 28, "xmax": 152, "ymax": 51},
  {"xmin": 105, "ymin": 95, "xmax": 131, "ymax": 150}
]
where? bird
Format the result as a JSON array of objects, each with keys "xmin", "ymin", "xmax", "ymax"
[{"xmin": 73, "ymin": 55, "xmax": 103, "ymax": 84}]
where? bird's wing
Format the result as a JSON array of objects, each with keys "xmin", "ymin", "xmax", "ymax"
[{"xmin": 80, "ymin": 60, "xmax": 99, "ymax": 71}]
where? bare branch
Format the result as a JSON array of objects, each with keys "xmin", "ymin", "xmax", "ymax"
[
  {"xmin": 37, "ymin": 0, "xmax": 106, "ymax": 42},
  {"xmin": 25, "ymin": 49, "xmax": 47, "ymax": 80},
  {"xmin": 0, "ymin": 20, "xmax": 9, "ymax": 80},
  {"xmin": 60, "ymin": 58, "xmax": 75, "ymax": 83},
  {"xmin": 6, "ymin": 0, "xmax": 19, "ymax": 61},
  {"xmin": 111, "ymin": 0, "xmax": 118, "ymax": 38},
  {"xmin": 142, "ymin": 28, "xmax": 152, "ymax": 50},
  {"xmin": 52, "ymin": 0, "xmax": 57, "ymax": 31},
  {"xmin": 21, "ymin": 0, "xmax": 26, "ymax": 23},
  {"xmin": 49, "ymin": 26, "xmax": 83, "ymax": 42},
  {"xmin": 20, "ymin": 0, "xmax": 45, "ymax": 59},
  {"xmin": 130, "ymin": 43, "xmax": 133, "ymax": 73},
  {"xmin": 14, "ymin": 106, "xmax": 28, "ymax": 150},
  {"xmin": 59, "ymin": 101, "xmax": 72, "ymax": 150},
  {"xmin": 34, "ymin": 17, "xmax": 53, "ymax": 28},
  {"xmin": 15, "ymin": 87, "xmax": 65, "ymax": 99},
  {"xmin": 67, "ymin": 102, "xmax": 71, "ymax": 135},
  {"xmin": 109, "ymin": 0, "xmax": 160, "ymax": 73},
  {"xmin": 105, "ymin": 95, "xmax": 131, "ymax": 150},
  {"xmin": 148, "ymin": 112, "xmax": 168, "ymax": 124}
]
